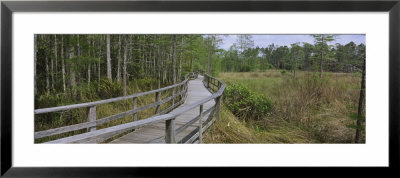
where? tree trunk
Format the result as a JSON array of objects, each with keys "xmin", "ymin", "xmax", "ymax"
[
  {"xmin": 87, "ymin": 35, "xmax": 91, "ymax": 86},
  {"xmin": 106, "ymin": 34, "xmax": 112, "ymax": 81},
  {"xmin": 51, "ymin": 48, "xmax": 54, "ymax": 90},
  {"xmin": 123, "ymin": 35, "xmax": 129, "ymax": 96},
  {"xmin": 157, "ymin": 39, "xmax": 161, "ymax": 88},
  {"xmin": 117, "ymin": 35, "xmax": 121, "ymax": 82},
  {"xmin": 45, "ymin": 56, "xmax": 50, "ymax": 95},
  {"xmin": 98, "ymin": 36, "xmax": 102, "ymax": 83},
  {"xmin": 77, "ymin": 35, "xmax": 81, "ymax": 85},
  {"xmin": 69, "ymin": 46, "xmax": 76, "ymax": 88},
  {"xmin": 172, "ymin": 35, "xmax": 177, "ymax": 84},
  {"xmin": 208, "ymin": 36, "xmax": 213, "ymax": 74},
  {"xmin": 179, "ymin": 36, "xmax": 183, "ymax": 81},
  {"xmin": 320, "ymin": 37, "xmax": 324, "ymax": 78},
  {"xmin": 34, "ymin": 35, "xmax": 37, "ymax": 95},
  {"xmin": 61, "ymin": 35, "xmax": 66, "ymax": 92},
  {"xmin": 355, "ymin": 57, "xmax": 366, "ymax": 143},
  {"xmin": 162, "ymin": 51, "xmax": 166, "ymax": 84},
  {"xmin": 52, "ymin": 35, "xmax": 56, "ymax": 90},
  {"xmin": 139, "ymin": 36, "xmax": 144, "ymax": 75}
]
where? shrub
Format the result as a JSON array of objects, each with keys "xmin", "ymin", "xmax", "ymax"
[
  {"xmin": 239, "ymin": 64, "xmax": 251, "ymax": 72},
  {"xmin": 134, "ymin": 78, "xmax": 158, "ymax": 91},
  {"xmin": 98, "ymin": 78, "xmax": 123, "ymax": 98},
  {"xmin": 280, "ymin": 70, "xmax": 287, "ymax": 76},
  {"xmin": 224, "ymin": 83, "xmax": 273, "ymax": 121}
]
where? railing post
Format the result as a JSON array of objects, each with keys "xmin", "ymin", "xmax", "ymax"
[
  {"xmin": 133, "ymin": 97, "xmax": 138, "ymax": 121},
  {"xmin": 207, "ymin": 75, "xmax": 209, "ymax": 88},
  {"xmin": 216, "ymin": 95, "xmax": 222, "ymax": 120},
  {"xmin": 185, "ymin": 81, "xmax": 189, "ymax": 100},
  {"xmin": 172, "ymin": 87, "xmax": 176, "ymax": 107},
  {"xmin": 213, "ymin": 78, "xmax": 216, "ymax": 91},
  {"xmin": 181, "ymin": 84, "xmax": 184, "ymax": 102},
  {"xmin": 87, "ymin": 106, "xmax": 96, "ymax": 132},
  {"xmin": 155, "ymin": 91, "xmax": 161, "ymax": 114},
  {"xmin": 199, "ymin": 104, "xmax": 203, "ymax": 143},
  {"xmin": 215, "ymin": 78, "xmax": 218, "ymax": 91},
  {"xmin": 186, "ymin": 83, "xmax": 188, "ymax": 100},
  {"xmin": 165, "ymin": 118, "xmax": 176, "ymax": 143}
]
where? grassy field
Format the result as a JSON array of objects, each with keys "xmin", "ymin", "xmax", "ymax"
[{"xmin": 203, "ymin": 70, "xmax": 365, "ymax": 143}]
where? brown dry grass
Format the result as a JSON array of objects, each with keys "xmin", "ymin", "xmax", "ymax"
[{"xmin": 204, "ymin": 71, "xmax": 365, "ymax": 143}]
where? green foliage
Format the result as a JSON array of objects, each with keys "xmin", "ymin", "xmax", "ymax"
[
  {"xmin": 265, "ymin": 63, "xmax": 274, "ymax": 70},
  {"xmin": 353, "ymin": 72, "xmax": 362, "ymax": 78},
  {"xmin": 133, "ymin": 78, "xmax": 158, "ymax": 91},
  {"xmin": 346, "ymin": 112, "xmax": 365, "ymax": 131},
  {"xmin": 98, "ymin": 78, "xmax": 123, "ymax": 98},
  {"xmin": 239, "ymin": 64, "xmax": 251, "ymax": 72},
  {"xmin": 193, "ymin": 62, "xmax": 203, "ymax": 71},
  {"xmin": 224, "ymin": 83, "xmax": 273, "ymax": 121},
  {"xmin": 36, "ymin": 92, "xmax": 74, "ymax": 109},
  {"xmin": 280, "ymin": 70, "xmax": 287, "ymax": 75}
]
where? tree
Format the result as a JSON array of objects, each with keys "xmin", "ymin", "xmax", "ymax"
[
  {"xmin": 290, "ymin": 43, "xmax": 304, "ymax": 77},
  {"xmin": 61, "ymin": 35, "xmax": 66, "ymax": 92},
  {"xmin": 312, "ymin": 34, "xmax": 335, "ymax": 78},
  {"xmin": 34, "ymin": 34, "xmax": 38, "ymax": 95},
  {"xmin": 355, "ymin": 45, "xmax": 366, "ymax": 143},
  {"xmin": 302, "ymin": 42, "xmax": 314, "ymax": 71},
  {"xmin": 241, "ymin": 47, "xmax": 259, "ymax": 71},
  {"xmin": 123, "ymin": 35, "xmax": 129, "ymax": 96},
  {"xmin": 52, "ymin": 35, "xmax": 56, "ymax": 90},
  {"xmin": 206, "ymin": 35, "xmax": 214, "ymax": 74},
  {"xmin": 117, "ymin": 35, "xmax": 122, "ymax": 82},
  {"xmin": 236, "ymin": 35, "xmax": 254, "ymax": 54},
  {"xmin": 204, "ymin": 35, "xmax": 223, "ymax": 74},
  {"xmin": 273, "ymin": 46, "xmax": 290, "ymax": 69},
  {"xmin": 236, "ymin": 35, "xmax": 254, "ymax": 68},
  {"xmin": 172, "ymin": 35, "xmax": 177, "ymax": 84},
  {"xmin": 178, "ymin": 36, "xmax": 184, "ymax": 80},
  {"xmin": 106, "ymin": 34, "xmax": 112, "ymax": 81},
  {"xmin": 68, "ymin": 51, "xmax": 76, "ymax": 89}
]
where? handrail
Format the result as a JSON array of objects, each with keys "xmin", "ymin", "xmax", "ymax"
[
  {"xmin": 35, "ymin": 73, "xmax": 192, "ymax": 114},
  {"xmin": 35, "ymin": 72, "xmax": 195, "ymax": 141},
  {"xmin": 36, "ymin": 71, "xmax": 225, "ymax": 144}
]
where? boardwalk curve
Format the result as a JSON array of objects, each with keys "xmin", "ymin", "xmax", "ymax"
[
  {"xmin": 34, "ymin": 72, "xmax": 225, "ymax": 144},
  {"xmin": 111, "ymin": 75, "xmax": 214, "ymax": 143}
]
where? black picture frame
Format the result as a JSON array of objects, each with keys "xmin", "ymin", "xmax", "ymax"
[{"xmin": 1, "ymin": 0, "xmax": 399, "ymax": 177}]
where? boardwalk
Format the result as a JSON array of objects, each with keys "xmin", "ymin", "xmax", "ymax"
[{"xmin": 111, "ymin": 75, "xmax": 215, "ymax": 143}]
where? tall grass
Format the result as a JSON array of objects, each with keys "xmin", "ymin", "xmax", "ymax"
[{"xmin": 207, "ymin": 70, "xmax": 365, "ymax": 143}]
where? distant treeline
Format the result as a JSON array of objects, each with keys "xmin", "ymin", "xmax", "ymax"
[{"xmin": 217, "ymin": 35, "xmax": 365, "ymax": 74}]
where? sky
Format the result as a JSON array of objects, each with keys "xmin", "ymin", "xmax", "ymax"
[{"xmin": 218, "ymin": 34, "xmax": 365, "ymax": 50}]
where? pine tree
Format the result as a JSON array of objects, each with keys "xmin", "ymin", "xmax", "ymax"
[{"xmin": 312, "ymin": 34, "xmax": 335, "ymax": 78}]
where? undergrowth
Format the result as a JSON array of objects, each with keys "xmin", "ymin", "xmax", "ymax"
[{"xmin": 224, "ymin": 83, "xmax": 273, "ymax": 121}]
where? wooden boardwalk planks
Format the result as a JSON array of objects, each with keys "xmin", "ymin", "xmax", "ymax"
[{"xmin": 110, "ymin": 75, "xmax": 215, "ymax": 143}]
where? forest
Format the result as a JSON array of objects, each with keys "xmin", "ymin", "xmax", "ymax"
[{"xmin": 35, "ymin": 34, "xmax": 365, "ymax": 143}]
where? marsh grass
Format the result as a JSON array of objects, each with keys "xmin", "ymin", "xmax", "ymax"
[{"xmin": 204, "ymin": 70, "xmax": 364, "ymax": 143}]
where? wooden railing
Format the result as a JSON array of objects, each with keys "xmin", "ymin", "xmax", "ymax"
[{"xmin": 34, "ymin": 72, "xmax": 225, "ymax": 144}]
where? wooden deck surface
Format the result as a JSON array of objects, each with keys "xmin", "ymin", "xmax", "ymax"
[{"xmin": 110, "ymin": 75, "xmax": 215, "ymax": 143}]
